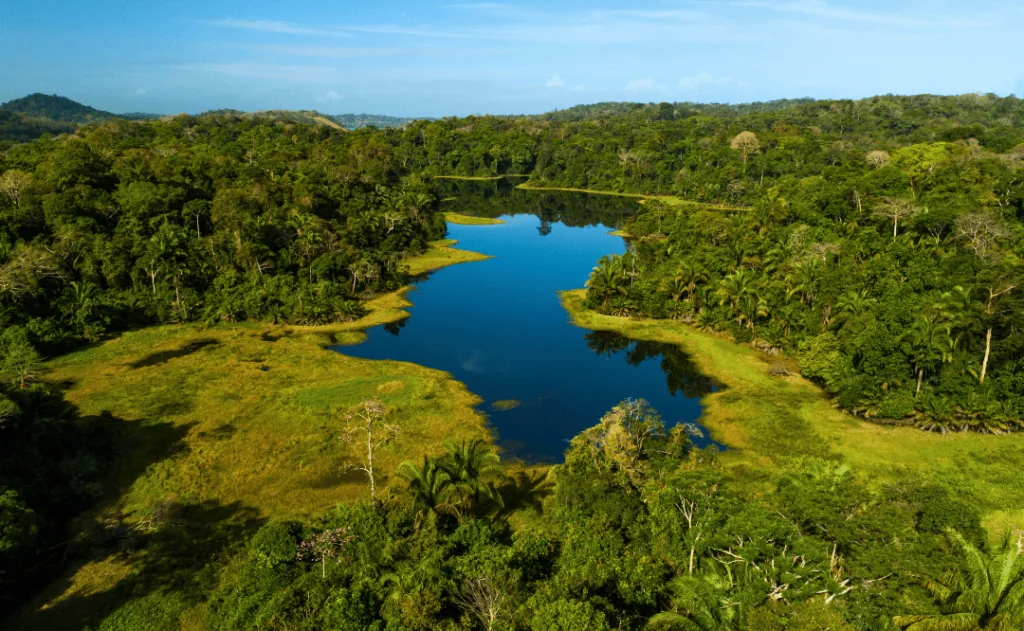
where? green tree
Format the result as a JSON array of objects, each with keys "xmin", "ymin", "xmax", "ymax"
[{"xmin": 895, "ymin": 530, "xmax": 1024, "ymax": 631}]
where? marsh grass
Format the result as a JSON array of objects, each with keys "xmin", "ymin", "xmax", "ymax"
[
  {"xmin": 444, "ymin": 212, "xmax": 506, "ymax": 225},
  {"xmin": 560, "ymin": 290, "xmax": 1024, "ymax": 533},
  {"xmin": 9, "ymin": 240, "xmax": 492, "ymax": 630}
]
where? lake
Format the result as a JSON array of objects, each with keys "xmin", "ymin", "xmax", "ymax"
[{"xmin": 335, "ymin": 182, "xmax": 716, "ymax": 462}]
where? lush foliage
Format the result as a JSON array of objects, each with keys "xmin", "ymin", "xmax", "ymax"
[
  {"xmin": 576, "ymin": 100, "xmax": 1024, "ymax": 431},
  {"xmin": 61, "ymin": 399, "xmax": 1022, "ymax": 631},
  {"xmin": 0, "ymin": 115, "xmax": 448, "ymax": 355}
]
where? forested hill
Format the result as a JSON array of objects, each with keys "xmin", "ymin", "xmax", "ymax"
[
  {"xmin": 1, "ymin": 93, "xmax": 120, "ymax": 123},
  {"xmin": 531, "ymin": 97, "xmax": 819, "ymax": 121},
  {"xmin": 330, "ymin": 113, "xmax": 421, "ymax": 129}
]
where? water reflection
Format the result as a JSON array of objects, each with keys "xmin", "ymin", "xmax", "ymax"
[
  {"xmin": 337, "ymin": 184, "xmax": 716, "ymax": 462},
  {"xmin": 584, "ymin": 331, "xmax": 717, "ymax": 399},
  {"xmin": 436, "ymin": 177, "xmax": 638, "ymax": 229}
]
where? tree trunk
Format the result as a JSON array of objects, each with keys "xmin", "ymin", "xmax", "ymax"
[
  {"xmin": 916, "ymin": 368, "xmax": 924, "ymax": 398},
  {"xmin": 981, "ymin": 327, "xmax": 992, "ymax": 384},
  {"xmin": 893, "ymin": 217, "xmax": 898, "ymax": 239},
  {"xmin": 366, "ymin": 425, "xmax": 376, "ymax": 501}
]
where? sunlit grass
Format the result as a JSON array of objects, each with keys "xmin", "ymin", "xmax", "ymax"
[
  {"xmin": 560, "ymin": 289, "xmax": 1024, "ymax": 534},
  {"xmin": 445, "ymin": 212, "xmax": 506, "ymax": 225},
  {"xmin": 10, "ymin": 240, "xmax": 492, "ymax": 629}
]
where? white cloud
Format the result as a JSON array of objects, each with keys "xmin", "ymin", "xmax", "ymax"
[
  {"xmin": 732, "ymin": 1, "xmax": 990, "ymax": 28},
  {"xmin": 545, "ymin": 74, "xmax": 564, "ymax": 88},
  {"xmin": 678, "ymin": 72, "xmax": 743, "ymax": 90},
  {"xmin": 626, "ymin": 77, "xmax": 657, "ymax": 91},
  {"xmin": 245, "ymin": 44, "xmax": 409, "ymax": 59},
  {"xmin": 316, "ymin": 90, "xmax": 346, "ymax": 102}
]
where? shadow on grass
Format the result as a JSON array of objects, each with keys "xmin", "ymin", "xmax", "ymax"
[
  {"xmin": 129, "ymin": 339, "xmax": 220, "ymax": 369},
  {"xmin": 14, "ymin": 500, "xmax": 264, "ymax": 631},
  {"xmin": 4, "ymin": 411, "xmax": 264, "ymax": 631}
]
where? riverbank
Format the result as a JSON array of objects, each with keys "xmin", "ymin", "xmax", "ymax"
[
  {"xmin": 560, "ymin": 290, "xmax": 1024, "ymax": 533},
  {"xmin": 11, "ymin": 240, "xmax": 493, "ymax": 630},
  {"xmin": 515, "ymin": 183, "xmax": 750, "ymax": 211}
]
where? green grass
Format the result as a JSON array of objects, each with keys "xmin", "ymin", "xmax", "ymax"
[
  {"xmin": 9, "ymin": 240, "xmax": 492, "ymax": 630},
  {"xmin": 445, "ymin": 212, "xmax": 506, "ymax": 225},
  {"xmin": 560, "ymin": 290, "xmax": 1024, "ymax": 533}
]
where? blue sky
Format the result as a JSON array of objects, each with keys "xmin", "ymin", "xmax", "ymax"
[{"xmin": 2, "ymin": 0, "xmax": 1022, "ymax": 117}]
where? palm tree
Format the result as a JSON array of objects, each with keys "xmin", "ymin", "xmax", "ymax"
[
  {"xmin": 785, "ymin": 262, "xmax": 820, "ymax": 306},
  {"xmin": 833, "ymin": 290, "xmax": 877, "ymax": 329},
  {"xmin": 716, "ymin": 270, "xmax": 763, "ymax": 324},
  {"xmin": 586, "ymin": 254, "xmax": 628, "ymax": 309},
  {"xmin": 901, "ymin": 314, "xmax": 954, "ymax": 398},
  {"xmin": 440, "ymin": 439, "xmax": 502, "ymax": 517},
  {"xmin": 895, "ymin": 530, "xmax": 1024, "ymax": 630},
  {"xmin": 649, "ymin": 575, "xmax": 734, "ymax": 631},
  {"xmin": 398, "ymin": 456, "xmax": 456, "ymax": 529}
]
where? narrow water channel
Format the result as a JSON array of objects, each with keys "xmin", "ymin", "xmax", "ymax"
[{"xmin": 336, "ymin": 187, "xmax": 717, "ymax": 462}]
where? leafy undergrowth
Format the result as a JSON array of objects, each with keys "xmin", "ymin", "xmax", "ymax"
[
  {"xmin": 560, "ymin": 290, "xmax": 1024, "ymax": 535},
  {"xmin": 8, "ymin": 241, "xmax": 492, "ymax": 630}
]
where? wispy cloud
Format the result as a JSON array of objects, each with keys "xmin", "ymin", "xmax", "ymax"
[
  {"xmin": 545, "ymin": 74, "xmax": 564, "ymax": 88},
  {"xmin": 245, "ymin": 44, "xmax": 410, "ymax": 59},
  {"xmin": 733, "ymin": 1, "xmax": 991, "ymax": 28}
]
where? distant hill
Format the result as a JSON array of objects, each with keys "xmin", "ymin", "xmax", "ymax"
[
  {"xmin": 1, "ymin": 93, "xmax": 119, "ymax": 124},
  {"xmin": 0, "ymin": 93, "xmax": 162, "ymax": 142},
  {"xmin": 328, "ymin": 113, "xmax": 421, "ymax": 129},
  {"xmin": 193, "ymin": 109, "xmax": 423, "ymax": 130},
  {"xmin": 534, "ymin": 98, "xmax": 818, "ymax": 122}
]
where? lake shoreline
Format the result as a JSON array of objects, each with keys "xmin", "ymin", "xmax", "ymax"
[{"xmin": 559, "ymin": 289, "xmax": 1024, "ymax": 533}]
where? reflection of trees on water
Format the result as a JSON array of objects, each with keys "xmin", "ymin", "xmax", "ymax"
[
  {"xmin": 383, "ymin": 317, "xmax": 409, "ymax": 336},
  {"xmin": 584, "ymin": 331, "xmax": 717, "ymax": 399},
  {"xmin": 436, "ymin": 179, "xmax": 638, "ymax": 229}
]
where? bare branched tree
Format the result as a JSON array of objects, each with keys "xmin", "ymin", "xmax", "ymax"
[
  {"xmin": 339, "ymin": 398, "xmax": 399, "ymax": 501},
  {"xmin": 955, "ymin": 212, "xmax": 1009, "ymax": 260},
  {"xmin": 454, "ymin": 575, "xmax": 509, "ymax": 631},
  {"xmin": 730, "ymin": 131, "xmax": 761, "ymax": 164},
  {"xmin": 872, "ymin": 197, "xmax": 919, "ymax": 239},
  {"xmin": 865, "ymin": 150, "xmax": 891, "ymax": 168},
  {"xmin": 0, "ymin": 170, "xmax": 31, "ymax": 209}
]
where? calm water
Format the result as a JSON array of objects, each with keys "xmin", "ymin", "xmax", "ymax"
[{"xmin": 335, "ymin": 185, "xmax": 716, "ymax": 462}]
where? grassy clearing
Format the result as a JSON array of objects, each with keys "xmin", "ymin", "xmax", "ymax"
[
  {"xmin": 445, "ymin": 212, "xmax": 506, "ymax": 225},
  {"xmin": 10, "ymin": 240, "xmax": 491, "ymax": 630},
  {"xmin": 560, "ymin": 290, "xmax": 1024, "ymax": 533},
  {"xmin": 516, "ymin": 184, "xmax": 750, "ymax": 211}
]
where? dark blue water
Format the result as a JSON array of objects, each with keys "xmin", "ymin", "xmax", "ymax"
[{"xmin": 335, "ymin": 204, "xmax": 715, "ymax": 462}]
